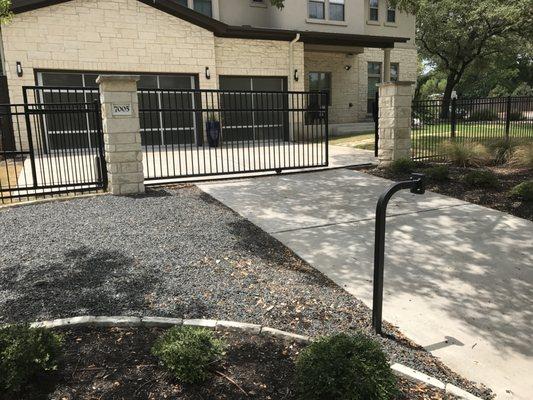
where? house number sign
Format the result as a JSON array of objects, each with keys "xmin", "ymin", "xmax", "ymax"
[{"xmin": 112, "ymin": 103, "xmax": 133, "ymax": 116}]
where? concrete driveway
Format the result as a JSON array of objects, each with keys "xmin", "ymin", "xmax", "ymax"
[{"xmin": 199, "ymin": 168, "xmax": 533, "ymax": 400}]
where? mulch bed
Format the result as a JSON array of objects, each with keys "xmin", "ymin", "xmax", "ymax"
[
  {"xmin": 8, "ymin": 326, "xmax": 458, "ymax": 400},
  {"xmin": 365, "ymin": 164, "xmax": 532, "ymax": 221}
]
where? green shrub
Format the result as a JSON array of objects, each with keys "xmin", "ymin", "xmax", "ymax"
[
  {"xmin": 510, "ymin": 143, "xmax": 533, "ymax": 169},
  {"xmin": 389, "ymin": 158, "xmax": 417, "ymax": 174},
  {"xmin": 0, "ymin": 324, "xmax": 62, "ymax": 393},
  {"xmin": 295, "ymin": 333, "xmax": 398, "ymax": 400},
  {"xmin": 469, "ymin": 109, "xmax": 499, "ymax": 121},
  {"xmin": 463, "ymin": 170, "xmax": 499, "ymax": 188},
  {"xmin": 425, "ymin": 165, "xmax": 450, "ymax": 181},
  {"xmin": 440, "ymin": 141, "xmax": 491, "ymax": 167},
  {"xmin": 152, "ymin": 326, "xmax": 224, "ymax": 384},
  {"xmin": 509, "ymin": 181, "xmax": 533, "ymax": 202}
]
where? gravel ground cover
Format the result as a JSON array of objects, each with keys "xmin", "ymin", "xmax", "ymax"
[{"xmin": 0, "ymin": 186, "xmax": 493, "ymax": 399}]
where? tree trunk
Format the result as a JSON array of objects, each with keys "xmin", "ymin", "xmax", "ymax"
[{"xmin": 440, "ymin": 76, "xmax": 456, "ymax": 119}]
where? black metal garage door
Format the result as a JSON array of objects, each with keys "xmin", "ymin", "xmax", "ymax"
[
  {"xmin": 37, "ymin": 71, "xmax": 197, "ymax": 150},
  {"xmin": 219, "ymin": 76, "xmax": 289, "ymax": 142}
]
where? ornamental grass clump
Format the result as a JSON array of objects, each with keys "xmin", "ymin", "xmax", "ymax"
[
  {"xmin": 440, "ymin": 141, "xmax": 491, "ymax": 167},
  {"xmin": 295, "ymin": 333, "xmax": 398, "ymax": 400},
  {"xmin": 510, "ymin": 143, "xmax": 533, "ymax": 169},
  {"xmin": 152, "ymin": 326, "xmax": 224, "ymax": 384},
  {"xmin": 0, "ymin": 324, "xmax": 62, "ymax": 393}
]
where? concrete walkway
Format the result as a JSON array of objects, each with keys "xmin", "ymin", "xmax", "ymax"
[{"xmin": 199, "ymin": 168, "xmax": 533, "ymax": 400}]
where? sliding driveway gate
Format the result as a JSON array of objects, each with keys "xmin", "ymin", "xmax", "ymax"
[
  {"xmin": 138, "ymin": 88, "xmax": 329, "ymax": 181},
  {"xmin": 0, "ymin": 86, "xmax": 106, "ymax": 203},
  {"xmin": 1, "ymin": 85, "xmax": 329, "ymax": 203}
]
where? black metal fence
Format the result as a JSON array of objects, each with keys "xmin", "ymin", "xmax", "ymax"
[
  {"xmin": 138, "ymin": 88, "xmax": 329, "ymax": 181},
  {"xmin": 412, "ymin": 96, "xmax": 533, "ymax": 160},
  {"xmin": 0, "ymin": 87, "xmax": 106, "ymax": 203}
]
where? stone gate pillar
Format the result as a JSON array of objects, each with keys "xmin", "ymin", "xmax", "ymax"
[
  {"xmin": 378, "ymin": 81, "xmax": 414, "ymax": 166},
  {"xmin": 97, "ymin": 75, "xmax": 145, "ymax": 195}
]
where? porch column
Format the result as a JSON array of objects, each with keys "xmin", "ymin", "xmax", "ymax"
[
  {"xmin": 383, "ymin": 48, "xmax": 392, "ymax": 82},
  {"xmin": 97, "ymin": 75, "xmax": 145, "ymax": 195},
  {"xmin": 378, "ymin": 81, "xmax": 414, "ymax": 166}
]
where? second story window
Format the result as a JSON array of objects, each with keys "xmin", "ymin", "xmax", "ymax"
[
  {"xmin": 329, "ymin": 0, "xmax": 345, "ymax": 21},
  {"xmin": 369, "ymin": 0, "xmax": 379, "ymax": 21},
  {"xmin": 387, "ymin": 3, "xmax": 396, "ymax": 23},
  {"xmin": 193, "ymin": 0, "xmax": 212, "ymax": 17},
  {"xmin": 309, "ymin": 0, "xmax": 325, "ymax": 20}
]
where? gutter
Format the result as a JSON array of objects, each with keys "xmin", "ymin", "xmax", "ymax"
[{"xmin": 288, "ymin": 33, "xmax": 300, "ymax": 91}]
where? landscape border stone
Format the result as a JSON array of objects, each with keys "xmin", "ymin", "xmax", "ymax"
[{"xmin": 15, "ymin": 316, "xmax": 482, "ymax": 400}]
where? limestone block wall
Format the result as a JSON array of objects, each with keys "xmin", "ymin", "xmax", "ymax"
[
  {"xmin": 215, "ymin": 37, "xmax": 304, "ymax": 92},
  {"xmin": 1, "ymin": 0, "xmax": 218, "ymax": 107},
  {"xmin": 378, "ymin": 81, "xmax": 413, "ymax": 165},
  {"xmin": 304, "ymin": 51, "xmax": 360, "ymax": 125}
]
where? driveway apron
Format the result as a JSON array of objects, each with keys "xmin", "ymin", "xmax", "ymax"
[{"xmin": 199, "ymin": 168, "xmax": 533, "ymax": 400}]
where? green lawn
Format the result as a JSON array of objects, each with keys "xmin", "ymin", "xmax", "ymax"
[
  {"xmin": 328, "ymin": 122, "xmax": 532, "ymax": 160},
  {"xmin": 329, "ymin": 131, "xmax": 376, "ymax": 151}
]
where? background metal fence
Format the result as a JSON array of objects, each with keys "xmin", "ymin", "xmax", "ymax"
[
  {"xmin": 0, "ymin": 87, "xmax": 106, "ymax": 203},
  {"xmin": 412, "ymin": 96, "xmax": 533, "ymax": 160},
  {"xmin": 138, "ymin": 88, "xmax": 329, "ymax": 181}
]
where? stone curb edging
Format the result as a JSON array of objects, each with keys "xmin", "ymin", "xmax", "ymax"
[{"xmin": 26, "ymin": 316, "xmax": 480, "ymax": 400}]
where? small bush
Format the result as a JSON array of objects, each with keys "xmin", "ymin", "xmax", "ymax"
[
  {"xmin": 510, "ymin": 143, "xmax": 533, "ymax": 169},
  {"xmin": 463, "ymin": 170, "xmax": 499, "ymax": 188},
  {"xmin": 295, "ymin": 333, "xmax": 398, "ymax": 400},
  {"xmin": 509, "ymin": 181, "xmax": 533, "ymax": 202},
  {"xmin": 389, "ymin": 158, "xmax": 417, "ymax": 174},
  {"xmin": 152, "ymin": 326, "xmax": 224, "ymax": 384},
  {"xmin": 425, "ymin": 165, "xmax": 450, "ymax": 181},
  {"xmin": 0, "ymin": 324, "xmax": 62, "ymax": 393},
  {"xmin": 440, "ymin": 141, "xmax": 491, "ymax": 167},
  {"xmin": 469, "ymin": 109, "xmax": 499, "ymax": 121}
]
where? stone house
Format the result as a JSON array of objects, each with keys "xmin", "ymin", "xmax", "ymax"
[{"xmin": 0, "ymin": 0, "xmax": 417, "ymax": 149}]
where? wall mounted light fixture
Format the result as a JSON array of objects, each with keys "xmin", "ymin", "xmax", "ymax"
[
  {"xmin": 205, "ymin": 66, "xmax": 211, "ymax": 80},
  {"xmin": 294, "ymin": 69, "xmax": 299, "ymax": 82},
  {"xmin": 16, "ymin": 62, "xmax": 23, "ymax": 77},
  {"xmin": 344, "ymin": 65, "xmax": 352, "ymax": 71}
]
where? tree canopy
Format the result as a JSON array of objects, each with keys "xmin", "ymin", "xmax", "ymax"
[{"xmin": 0, "ymin": 0, "xmax": 11, "ymax": 24}]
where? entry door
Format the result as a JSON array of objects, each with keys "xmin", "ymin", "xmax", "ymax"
[{"xmin": 219, "ymin": 76, "xmax": 288, "ymax": 142}]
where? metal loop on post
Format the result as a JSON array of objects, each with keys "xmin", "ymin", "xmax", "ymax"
[{"xmin": 372, "ymin": 173, "xmax": 426, "ymax": 335}]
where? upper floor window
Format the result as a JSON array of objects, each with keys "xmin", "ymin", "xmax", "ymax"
[
  {"xmin": 369, "ymin": 0, "xmax": 379, "ymax": 21},
  {"xmin": 193, "ymin": 0, "xmax": 212, "ymax": 17},
  {"xmin": 309, "ymin": 0, "xmax": 325, "ymax": 20},
  {"xmin": 387, "ymin": 3, "xmax": 396, "ymax": 23},
  {"xmin": 329, "ymin": 0, "xmax": 345, "ymax": 21},
  {"xmin": 177, "ymin": 0, "xmax": 187, "ymax": 6}
]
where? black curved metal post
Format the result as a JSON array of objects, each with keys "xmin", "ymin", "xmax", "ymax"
[{"xmin": 373, "ymin": 173, "xmax": 426, "ymax": 335}]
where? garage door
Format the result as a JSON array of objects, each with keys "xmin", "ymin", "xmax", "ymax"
[
  {"xmin": 37, "ymin": 71, "xmax": 196, "ymax": 149},
  {"xmin": 219, "ymin": 76, "xmax": 288, "ymax": 142}
]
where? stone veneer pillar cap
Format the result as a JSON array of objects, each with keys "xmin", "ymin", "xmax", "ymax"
[
  {"xmin": 378, "ymin": 81, "xmax": 415, "ymax": 87},
  {"xmin": 96, "ymin": 75, "xmax": 141, "ymax": 84}
]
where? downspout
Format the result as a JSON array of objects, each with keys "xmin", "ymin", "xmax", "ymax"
[{"xmin": 288, "ymin": 33, "xmax": 300, "ymax": 91}]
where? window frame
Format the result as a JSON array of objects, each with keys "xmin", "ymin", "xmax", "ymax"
[
  {"xmin": 192, "ymin": 0, "xmax": 213, "ymax": 17},
  {"xmin": 369, "ymin": 0, "xmax": 379, "ymax": 21},
  {"xmin": 329, "ymin": 0, "xmax": 345, "ymax": 21},
  {"xmin": 308, "ymin": 0, "xmax": 326, "ymax": 20},
  {"xmin": 308, "ymin": 71, "xmax": 332, "ymax": 106},
  {"xmin": 387, "ymin": 2, "xmax": 396, "ymax": 23}
]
